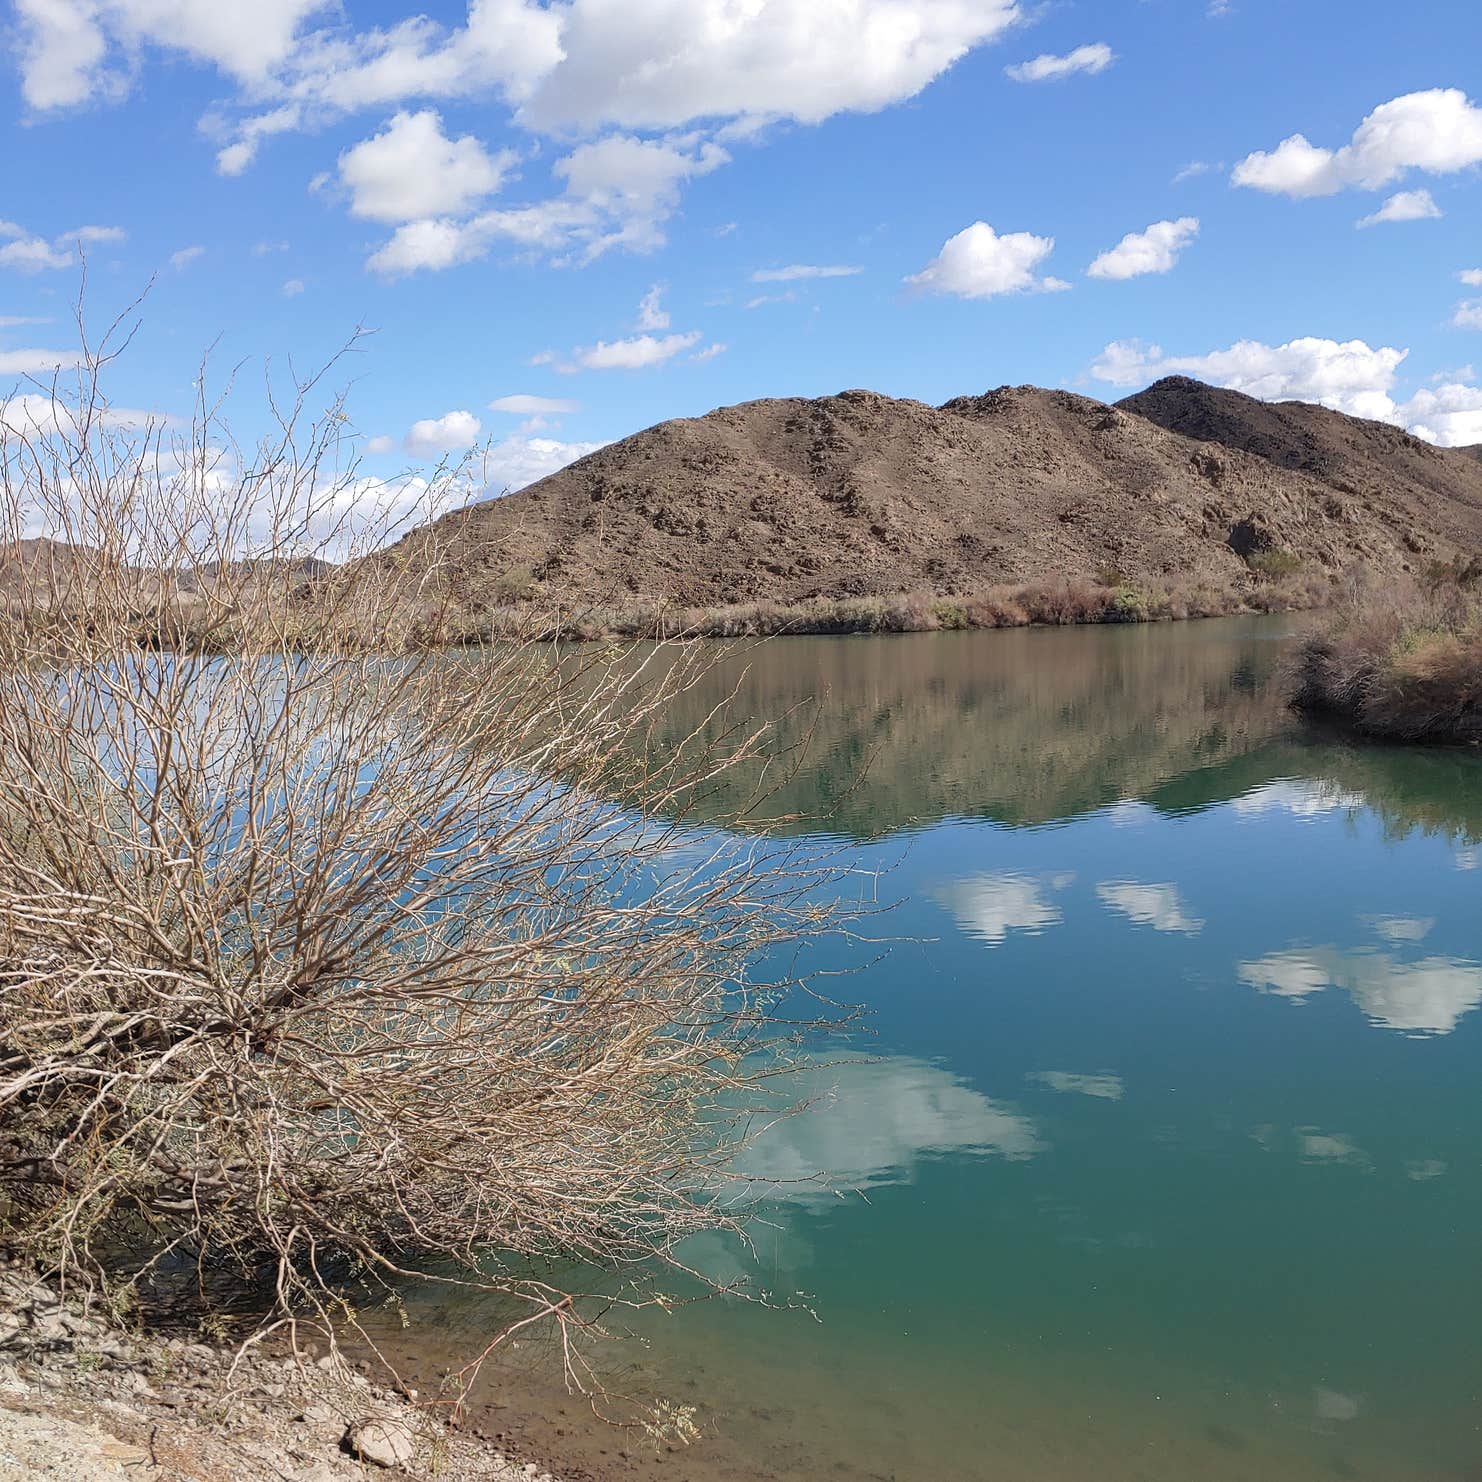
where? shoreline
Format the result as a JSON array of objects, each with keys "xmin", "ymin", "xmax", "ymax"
[{"xmin": 0, "ymin": 1266, "xmax": 571, "ymax": 1482}]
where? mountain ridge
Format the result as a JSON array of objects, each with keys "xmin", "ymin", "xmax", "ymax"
[{"xmin": 383, "ymin": 378, "xmax": 1482, "ymax": 609}]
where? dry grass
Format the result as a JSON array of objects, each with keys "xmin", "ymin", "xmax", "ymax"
[
  {"xmin": 1288, "ymin": 572, "xmax": 1482, "ymax": 743},
  {"xmin": 427, "ymin": 568, "xmax": 1333, "ymax": 646}
]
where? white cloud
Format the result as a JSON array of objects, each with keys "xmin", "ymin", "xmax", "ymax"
[
  {"xmin": 1401, "ymin": 382, "xmax": 1482, "ymax": 447},
  {"xmin": 1461, "ymin": 269, "xmax": 1482, "ymax": 288},
  {"xmin": 689, "ymin": 342, "xmax": 728, "ymax": 363},
  {"xmin": 365, "ymin": 434, "xmax": 396, "ymax": 455},
  {"xmin": 1356, "ymin": 189, "xmax": 1442, "ymax": 228},
  {"xmin": 1096, "ymin": 880, "xmax": 1204, "ymax": 935},
  {"xmin": 751, "ymin": 264, "xmax": 863, "ymax": 282},
  {"xmin": 939, "ymin": 871, "xmax": 1074, "ymax": 946},
  {"xmin": 1233, "ymin": 88, "xmax": 1482, "ymax": 198},
  {"xmin": 481, "ymin": 432, "xmax": 606, "ymax": 491},
  {"xmin": 337, "ymin": 109, "xmax": 513, "ymax": 224},
  {"xmin": 1005, "ymin": 43, "xmax": 1114, "ymax": 83},
  {"xmin": 907, "ymin": 221, "xmax": 1068, "ymax": 299},
  {"xmin": 0, "ymin": 348, "xmax": 84, "ymax": 376},
  {"xmin": 635, "ymin": 284, "xmax": 670, "ymax": 331},
  {"xmin": 366, "ymin": 134, "xmax": 728, "ymax": 273},
  {"xmin": 0, "ymin": 235, "xmax": 74, "ymax": 274},
  {"xmin": 566, "ymin": 331, "xmax": 703, "ymax": 371},
  {"xmin": 404, "ymin": 408, "xmax": 483, "ymax": 455},
  {"xmin": 16, "ymin": 0, "xmax": 333, "ymax": 110},
  {"xmin": 519, "ymin": 0, "xmax": 1022, "ymax": 132},
  {"xmin": 1453, "ymin": 301, "xmax": 1482, "ymax": 331},
  {"xmin": 1173, "ymin": 160, "xmax": 1213, "ymax": 184},
  {"xmin": 169, "ymin": 244, "xmax": 205, "ymax": 270},
  {"xmin": 489, "ymin": 394, "xmax": 581, "ymax": 415},
  {"xmin": 1090, "ymin": 336, "xmax": 1409, "ymax": 423},
  {"xmin": 1030, "ymin": 1071, "xmax": 1124, "ymax": 1101},
  {"xmin": 0, "ymin": 219, "xmax": 125, "ymax": 274},
  {"xmin": 68, "ymin": 224, "xmax": 126, "ymax": 245},
  {"xmin": 1087, "ymin": 217, "xmax": 1199, "ymax": 280},
  {"xmin": 281, "ymin": 278, "xmax": 305, "ymax": 297},
  {"xmin": 214, "ymin": 104, "xmax": 303, "ymax": 176}
]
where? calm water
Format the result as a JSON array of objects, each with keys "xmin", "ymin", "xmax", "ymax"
[{"xmin": 407, "ymin": 620, "xmax": 1482, "ymax": 1481}]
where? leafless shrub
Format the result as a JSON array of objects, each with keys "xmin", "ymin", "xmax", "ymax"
[{"xmin": 0, "ymin": 318, "xmax": 856, "ymax": 1403}]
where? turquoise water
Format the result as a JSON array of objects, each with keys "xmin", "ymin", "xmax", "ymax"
[{"xmin": 413, "ymin": 620, "xmax": 1482, "ymax": 1480}]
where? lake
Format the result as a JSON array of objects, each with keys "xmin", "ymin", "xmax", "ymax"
[{"xmin": 395, "ymin": 618, "xmax": 1482, "ymax": 1481}]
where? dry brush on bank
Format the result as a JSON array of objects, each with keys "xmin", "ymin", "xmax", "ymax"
[
  {"xmin": 0, "ymin": 331, "xmax": 855, "ymax": 1408},
  {"xmin": 1288, "ymin": 564, "xmax": 1482, "ymax": 744}
]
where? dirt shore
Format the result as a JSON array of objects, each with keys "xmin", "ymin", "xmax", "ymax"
[{"xmin": 0, "ymin": 1265, "xmax": 570, "ymax": 1482}]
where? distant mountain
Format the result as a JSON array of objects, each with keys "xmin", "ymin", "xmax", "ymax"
[{"xmin": 368, "ymin": 380, "xmax": 1482, "ymax": 609}]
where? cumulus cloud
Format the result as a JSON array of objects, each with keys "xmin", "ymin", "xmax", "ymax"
[
  {"xmin": 1233, "ymin": 88, "xmax": 1482, "ymax": 198},
  {"xmin": 1461, "ymin": 269, "xmax": 1482, "ymax": 287},
  {"xmin": 1453, "ymin": 301, "xmax": 1482, "ymax": 331},
  {"xmin": 168, "ymin": 244, "xmax": 205, "ymax": 270},
  {"xmin": 366, "ymin": 134, "xmax": 728, "ymax": 273},
  {"xmin": 481, "ymin": 431, "xmax": 606, "ymax": 491},
  {"xmin": 1087, "ymin": 217, "xmax": 1199, "ymax": 280},
  {"xmin": 281, "ymin": 278, "xmax": 305, "ymax": 297},
  {"xmin": 488, "ymin": 394, "xmax": 580, "ymax": 415},
  {"xmin": 1090, "ymin": 336, "xmax": 1409, "ymax": 423},
  {"xmin": 751, "ymin": 264, "xmax": 863, "ymax": 282},
  {"xmin": 1401, "ymin": 383, "xmax": 1482, "ymax": 447},
  {"xmin": 518, "ymin": 0, "xmax": 1023, "ymax": 132},
  {"xmin": 1356, "ymin": 189, "xmax": 1442, "ymax": 228},
  {"xmin": 907, "ymin": 221, "xmax": 1068, "ymax": 299},
  {"xmin": 15, "ymin": 0, "xmax": 332, "ymax": 109},
  {"xmin": 1096, "ymin": 880, "xmax": 1204, "ymax": 935},
  {"xmin": 0, "ymin": 219, "xmax": 126, "ymax": 274},
  {"xmin": 404, "ymin": 408, "xmax": 482, "ymax": 455},
  {"xmin": 566, "ymin": 331, "xmax": 704, "ymax": 371},
  {"xmin": 1005, "ymin": 43, "xmax": 1114, "ymax": 83},
  {"xmin": 337, "ymin": 109, "xmax": 513, "ymax": 223},
  {"xmin": 938, "ymin": 871, "xmax": 1075, "ymax": 946}
]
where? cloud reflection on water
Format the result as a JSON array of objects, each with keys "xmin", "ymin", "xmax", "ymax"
[
  {"xmin": 1096, "ymin": 880, "xmax": 1205, "ymax": 935},
  {"xmin": 733, "ymin": 1055, "xmax": 1044, "ymax": 1206},
  {"xmin": 1238, "ymin": 948, "xmax": 1482, "ymax": 1036},
  {"xmin": 937, "ymin": 870, "xmax": 1075, "ymax": 945}
]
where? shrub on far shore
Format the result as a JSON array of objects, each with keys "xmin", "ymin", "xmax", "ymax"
[
  {"xmin": 1288, "ymin": 577, "xmax": 1482, "ymax": 744},
  {"xmin": 448, "ymin": 566, "xmax": 1333, "ymax": 646}
]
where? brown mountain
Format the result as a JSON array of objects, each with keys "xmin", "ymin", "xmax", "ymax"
[
  {"xmin": 1119, "ymin": 376, "xmax": 1482, "ymax": 515},
  {"xmin": 386, "ymin": 380, "xmax": 1482, "ymax": 609}
]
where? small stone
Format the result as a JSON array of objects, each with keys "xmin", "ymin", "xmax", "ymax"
[{"xmin": 344, "ymin": 1416, "xmax": 417, "ymax": 1470}]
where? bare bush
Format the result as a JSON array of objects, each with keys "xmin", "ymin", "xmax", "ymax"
[{"xmin": 0, "ymin": 320, "xmax": 851, "ymax": 1396}]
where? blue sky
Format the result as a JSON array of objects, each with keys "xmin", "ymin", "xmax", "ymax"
[{"xmin": 4, "ymin": 0, "xmax": 1482, "ymax": 502}]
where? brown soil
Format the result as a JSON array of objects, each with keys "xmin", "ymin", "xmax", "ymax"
[{"xmin": 383, "ymin": 380, "xmax": 1482, "ymax": 611}]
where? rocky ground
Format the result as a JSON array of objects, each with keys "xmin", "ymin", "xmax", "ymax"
[{"xmin": 0, "ymin": 1266, "xmax": 564, "ymax": 1482}]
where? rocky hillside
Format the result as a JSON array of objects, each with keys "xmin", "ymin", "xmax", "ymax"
[
  {"xmin": 385, "ymin": 381, "xmax": 1482, "ymax": 609},
  {"xmin": 1120, "ymin": 376, "xmax": 1482, "ymax": 521}
]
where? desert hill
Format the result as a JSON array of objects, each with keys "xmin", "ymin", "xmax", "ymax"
[
  {"xmin": 1120, "ymin": 376, "xmax": 1482, "ymax": 516},
  {"xmin": 386, "ymin": 380, "xmax": 1482, "ymax": 610}
]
